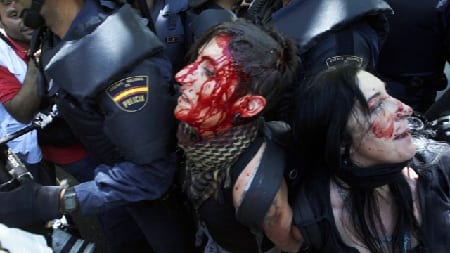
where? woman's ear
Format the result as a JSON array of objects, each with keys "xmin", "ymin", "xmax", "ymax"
[{"xmin": 234, "ymin": 95, "xmax": 266, "ymax": 118}]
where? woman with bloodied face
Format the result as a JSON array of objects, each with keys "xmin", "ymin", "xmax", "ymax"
[
  {"xmin": 174, "ymin": 19, "xmax": 301, "ymax": 253},
  {"xmin": 290, "ymin": 64, "xmax": 450, "ymax": 253}
]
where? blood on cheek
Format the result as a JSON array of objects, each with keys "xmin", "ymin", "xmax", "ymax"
[
  {"xmin": 369, "ymin": 98, "xmax": 411, "ymax": 139},
  {"xmin": 175, "ymin": 37, "xmax": 240, "ymax": 134},
  {"xmin": 191, "ymin": 66, "xmax": 238, "ymax": 132},
  {"xmin": 371, "ymin": 110, "xmax": 394, "ymax": 138}
]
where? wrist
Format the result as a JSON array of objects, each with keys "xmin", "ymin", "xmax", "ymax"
[
  {"xmin": 61, "ymin": 187, "xmax": 79, "ymax": 214},
  {"xmin": 59, "ymin": 188, "xmax": 65, "ymax": 213}
]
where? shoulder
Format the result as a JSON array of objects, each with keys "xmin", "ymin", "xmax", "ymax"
[
  {"xmin": 233, "ymin": 143, "xmax": 266, "ymax": 207},
  {"xmin": 264, "ymin": 121, "xmax": 292, "ymax": 147}
]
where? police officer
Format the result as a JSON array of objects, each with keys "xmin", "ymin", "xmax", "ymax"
[
  {"xmin": 377, "ymin": 0, "xmax": 450, "ymax": 113},
  {"xmin": 127, "ymin": 0, "xmax": 189, "ymax": 72},
  {"xmin": 0, "ymin": 0, "xmax": 195, "ymax": 252},
  {"xmin": 246, "ymin": 0, "xmax": 392, "ymax": 122},
  {"xmin": 185, "ymin": 0, "xmax": 238, "ymax": 50}
]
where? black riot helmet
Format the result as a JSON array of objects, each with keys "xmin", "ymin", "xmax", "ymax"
[
  {"xmin": 126, "ymin": 0, "xmax": 155, "ymax": 31},
  {"xmin": 189, "ymin": 0, "xmax": 209, "ymax": 8},
  {"xmin": 20, "ymin": 0, "xmax": 45, "ymax": 29}
]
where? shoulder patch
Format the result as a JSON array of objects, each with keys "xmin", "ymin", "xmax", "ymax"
[
  {"xmin": 106, "ymin": 75, "xmax": 149, "ymax": 112},
  {"xmin": 326, "ymin": 55, "xmax": 364, "ymax": 68}
]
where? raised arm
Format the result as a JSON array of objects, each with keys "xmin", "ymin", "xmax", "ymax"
[{"xmin": 3, "ymin": 60, "xmax": 41, "ymax": 123}]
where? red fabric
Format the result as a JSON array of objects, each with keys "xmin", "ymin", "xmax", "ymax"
[
  {"xmin": 0, "ymin": 65, "xmax": 21, "ymax": 103},
  {"xmin": 6, "ymin": 35, "xmax": 28, "ymax": 62},
  {"xmin": 0, "ymin": 35, "xmax": 28, "ymax": 103},
  {"xmin": 2, "ymin": 36, "xmax": 89, "ymax": 165},
  {"xmin": 41, "ymin": 142, "xmax": 89, "ymax": 165}
]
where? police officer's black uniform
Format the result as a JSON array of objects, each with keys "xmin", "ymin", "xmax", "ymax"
[
  {"xmin": 377, "ymin": 0, "xmax": 450, "ymax": 113},
  {"xmin": 26, "ymin": 0, "xmax": 195, "ymax": 252}
]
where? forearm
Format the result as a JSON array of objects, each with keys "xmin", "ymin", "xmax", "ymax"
[
  {"xmin": 4, "ymin": 60, "xmax": 41, "ymax": 123},
  {"xmin": 73, "ymin": 157, "xmax": 177, "ymax": 215},
  {"xmin": 264, "ymin": 207, "xmax": 302, "ymax": 252},
  {"xmin": 263, "ymin": 181, "xmax": 302, "ymax": 252}
]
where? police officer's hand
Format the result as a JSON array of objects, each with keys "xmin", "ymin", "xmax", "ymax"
[
  {"xmin": 0, "ymin": 179, "xmax": 63, "ymax": 228},
  {"xmin": 429, "ymin": 111, "xmax": 450, "ymax": 144}
]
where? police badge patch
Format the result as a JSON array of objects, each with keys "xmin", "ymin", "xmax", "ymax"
[
  {"xmin": 106, "ymin": 76, "xmax": 149, "ymax": 112},
  {"xmin": 326, "ymin": 55, "xmax": 364, "ymax": 68}
]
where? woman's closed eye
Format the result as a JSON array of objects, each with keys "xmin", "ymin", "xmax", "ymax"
[
  {"xmin": 204, "ymin": 67, "xmax": 215, "ymax": 77},
  {"xmin": 370, "ymin": 101, "xmax": 384, "ymax": 114}
]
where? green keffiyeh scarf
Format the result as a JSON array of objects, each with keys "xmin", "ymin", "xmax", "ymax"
[{"xmin": 177, "ymin": 121, "xmax": 259, "ymax": 209}]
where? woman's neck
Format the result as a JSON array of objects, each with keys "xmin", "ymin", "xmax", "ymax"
[{"xmin": 330, "ymin": 167, "xmax": 422, "ymax": 252}]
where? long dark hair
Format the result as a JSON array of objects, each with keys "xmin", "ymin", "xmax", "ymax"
[{"xmin": 292, "ymin": 64, "xmax": 423, "ymax": 252}]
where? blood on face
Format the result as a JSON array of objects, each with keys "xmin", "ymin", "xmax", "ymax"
[{"xmin": 175, "ymin": 34, "xmax": 242, "ymax": 135}]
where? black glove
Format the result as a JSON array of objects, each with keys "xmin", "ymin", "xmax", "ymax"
[
  {"xmin": 431, "ymin": 113, "xmax": 450, "ymax": 143},
  {"xmin": 0, "ymin": 180, "xmax": 62, "ymax": 227}
]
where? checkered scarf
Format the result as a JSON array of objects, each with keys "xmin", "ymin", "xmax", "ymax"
[{"xmin": 177, "ymin": 121, "xmax": 259, "ymax": 209}]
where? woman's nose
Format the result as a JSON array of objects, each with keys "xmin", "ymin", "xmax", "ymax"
[
  {"xmin": 175, "ymin": 64, "xmax": 196, "ymax": 85},
  {"xmin": 393, "ymin": 98, "xmax": 413, "ymax": 119}
]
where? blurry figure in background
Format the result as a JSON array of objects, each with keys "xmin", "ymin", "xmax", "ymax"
[
  {"xmin": 175, "ymin": 19, "xmax": 300, "ymax": 252},
  {"xmin": 0, "ymin": 0, "xmax": 44, "ymax": 181},
  {"xmin": 127, "ymin": 0, "xmax": 189, "ymax": 72},
  {"xmin": 377, "ymin": 0, "xmax": 450, "ymax": 114},
  {"xmin": 185, "ymin": 0, "xmax": 237, "ymax": 50},
  {"xmin": 0, "ymin": 0, "xmax": 93, "ymax": 186}
]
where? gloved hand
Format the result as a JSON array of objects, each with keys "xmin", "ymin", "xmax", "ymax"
[
  {"xmin": 0, "ymin": 179, "xmax": 62, "ymax": 228},
  {"xmin": 431, "ymin": 112, "xmax": 450, "ymax": 144}
]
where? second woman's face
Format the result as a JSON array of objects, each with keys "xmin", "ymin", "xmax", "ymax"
[{"xmin": 348, "ymin": 71, "xmax": 416, "ymax": 167}]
